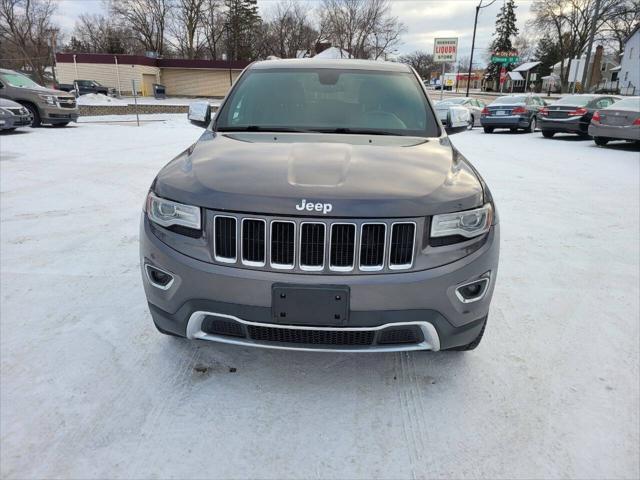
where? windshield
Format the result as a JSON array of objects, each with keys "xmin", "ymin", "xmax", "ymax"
[
  {"xmin": 606, "ymin": 97, "xmax": 639, "ymax": 111},
  {"xmin": 216, "ymin": 68, "xmax": 438, "ymax": 137},
  {"xmin": 553, "ymin": 95, "xmax": 596, "ymax": 106},
  {"xmin": 0, "ymin": 72, "xmax": 41, "ymax": 88},
  {"xmin": 492, "ymin": 96, "xmax": 527, "ymax": 104}
]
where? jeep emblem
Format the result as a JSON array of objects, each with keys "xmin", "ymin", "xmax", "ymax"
[{"xmin": 295, "ymin": 199, "xmax": 333, "ymax": 214}]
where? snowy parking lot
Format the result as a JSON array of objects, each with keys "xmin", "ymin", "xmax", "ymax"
[{"xmin": 1, "ymin": 116, "xmax": 639, "ymax": 479}]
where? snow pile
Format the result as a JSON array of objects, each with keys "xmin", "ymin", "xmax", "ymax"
[
  {"xmin": 314, "ymin": 46, "xmax": 352, "ymax": 59},
  {"xmin": 76, "ymin": 93, "xmax": 127, "ymax": 106}
]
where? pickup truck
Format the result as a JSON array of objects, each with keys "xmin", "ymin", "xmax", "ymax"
[{"xmin": 57, "ymin": 80, "xmax": 113, "ymax": 96}]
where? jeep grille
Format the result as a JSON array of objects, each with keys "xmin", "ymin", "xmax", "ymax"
[{"xmin": 208, "ymin": 211, "xmax": 418, "ymax": 274}]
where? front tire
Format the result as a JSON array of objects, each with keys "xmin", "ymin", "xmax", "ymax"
[
  {"xmin": 483, "ymin": 127, "xmax": 494, "ymax": 133},
  {"xmin": 52, "ymin": 122, "xmax": 70, "ymax": 128},
  {"xmin": 542, "ymin": 130, "xmax": 555, "ymax": 138},
  {"xmin": 467, "ymin": 116, "xmax": 474, "ymax": 130},
  {"xmin": 22, "ymin": 103, "xmax": 41, "ymax": 127},
  {"xmin": 594, "ymin": 137, "xmax": 609, "ymax": 146}
]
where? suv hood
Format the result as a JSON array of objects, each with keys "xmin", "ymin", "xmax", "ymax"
[{"xmin": 153, "ymin": 132, "xmax": 484, "ymax": 218}]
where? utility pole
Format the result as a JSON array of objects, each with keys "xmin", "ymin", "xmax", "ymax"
[
  {"xmin": 47, "ymin": 28, "xmax": 58, "ymax": 87},
  {"xmin": 581, "ymin": 0, "xmax": 602, "ymax": 92},
  {"xmin": 466, "ymin": 0, "xmax": 497, "ymax": 97}
]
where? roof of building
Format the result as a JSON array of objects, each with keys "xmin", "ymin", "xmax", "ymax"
[
  {"xmin": 55, "ymin": 53, "xmax": 250, "ymax": 70},
  {"xmin": 508, "ymin": 71, "xmax": 524, "ymax": 81},
  {"xmin": 513, "ymin": 61, "xmax": 541, "ymax": 72}
]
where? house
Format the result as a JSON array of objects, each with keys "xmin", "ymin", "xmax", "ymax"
[
  {"xmin": 55, "ymin": 53, "xmax": 250, "ymax": 97},
  {"xmin": 505, "ymin": 61, "xmax": 542, "ymax": 92},
  {"xmin": 542, "ymin": 47, "xmax": 619, "ymax": 93},
  {"xmin": 617, "ymin": 25, "xmax": 639, "ymax": 95}
]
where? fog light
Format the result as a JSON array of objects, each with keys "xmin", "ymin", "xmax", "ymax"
[
  {"xmin": 145, "ymin": 264, "xmax": 174, "ymax": 290},
  {"xmin": 455, "ymin": 276, "xmax": 490, "ymax": 303}
]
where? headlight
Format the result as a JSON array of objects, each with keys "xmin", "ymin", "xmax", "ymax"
[
  {"xmin": 431, "ymin": 203, "xmax": 493, "ymax": 239},
  {"xmin": 0, "ymin": 107, "xmax": 9, "ymax": 117},
  {"xmin": 146, "ymin": 193, "xmax": 201, "ymax": 230},
  {"xmin": 38, "ymin": 94, "xmax": 56, "ymax": 105}
]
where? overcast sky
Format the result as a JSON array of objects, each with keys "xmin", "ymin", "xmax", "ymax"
[{"xmin": 53, "ymin": 0, "xmax": 535, "ymax": 64}]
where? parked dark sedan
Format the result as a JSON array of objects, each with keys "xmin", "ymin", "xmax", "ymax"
[
  {"xmin": 538, "ymin": 94, "xmax": 620, "ymax": 138},
  {"xmin": 588, "ymin": 96, "xmax": 640, "ymax": 146},
  {"xmin": 480, "ymin": 94, "xmax": 546, "ymax": 133}
]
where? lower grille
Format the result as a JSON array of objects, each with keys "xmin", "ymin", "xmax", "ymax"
[
  {"xmin": 247, "ymin": 325, "xmax": 375, "ymax": 346},
  {"xmin": 377, "ymin": 327, "xmax": 421, "ymax": 345},
  {"xmin": 201, "ymin": 317, "xmax": 245, "ymax": 338}
]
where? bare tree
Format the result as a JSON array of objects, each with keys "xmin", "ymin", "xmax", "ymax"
[
  {"xmin": 169, "ymin": 0, "xmax": 206, "ymax": 58},
  {"xmin": 319, "ymin": 0, "xmax": 405, "ymax": 59},
  {"xmin": 70, "ymin": 13, "xmax": 140, "ymax": 54},
  {"xmin": 399, "ymin": 50, "xmax": 435, "ymax": 79},
  {"xmin": 529, "ymin": 0, "xmax": 636, "ymax": 89},
  {"xmin": 202, "ymin": 0, "xmax": 226, "ymax": 59},
  {"xmin": 0, "ymin": 0, "xmax": 57, "ymax": 83},
  {"xmin": 110, "ymin": 0, "xmax": 172, "ymax": 56},
  {"xmin": 262, "ymin": 0, "xmax": 319, "ymax": 58}
]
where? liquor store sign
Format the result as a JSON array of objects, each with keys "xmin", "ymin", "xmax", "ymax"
[{"xmin": 434, "ymin": 38, "xmax": 458, "ymax": 63}]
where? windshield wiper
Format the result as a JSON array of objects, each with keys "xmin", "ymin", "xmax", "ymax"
[
  {"xmin": 217, "ymin": 125, "xmax": 313, "ymax": 133},
  {"xmin": 319, "ymin": 127, "xmax": 403, "ymax": 136}
]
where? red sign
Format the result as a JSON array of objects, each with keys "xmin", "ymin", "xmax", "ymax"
[{"xmin": 499, "ymin": 67, "xmax": 507, "ymax": 85}]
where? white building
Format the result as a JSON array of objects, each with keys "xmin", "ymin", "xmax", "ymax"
[{"xmin": 618, "ymin": 25, "xmax": 639, "ymax": 95}]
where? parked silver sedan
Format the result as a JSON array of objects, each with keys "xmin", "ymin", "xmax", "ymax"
[
  {"xmin": 435, "ymin": 97, "xmax": 486, "ymax": 129},
  {"xmin": 588, "ymin": 96, "xmax": 640, "ymax": 146}
]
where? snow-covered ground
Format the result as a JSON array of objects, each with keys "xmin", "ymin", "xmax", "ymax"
[
  {"xmin": 77, "ymin": 94, "xmax": 222, "ymax": 107},
  {"xmin": 1, "ymin": 117, "xmax": 639, "ymax": 479}
]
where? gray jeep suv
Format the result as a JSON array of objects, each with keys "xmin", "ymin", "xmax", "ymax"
[{"xmin": 140, "ymin": 59, "xmax": 500, "ymax": 352}]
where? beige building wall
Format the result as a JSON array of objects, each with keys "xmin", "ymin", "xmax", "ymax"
[
  {"xmin": 55, "ymin": 62, "xmax": 160, "ymax": 95},
  {"xmin": 161, "ymin": 68, "xmax": 241, "ymax": 97}
]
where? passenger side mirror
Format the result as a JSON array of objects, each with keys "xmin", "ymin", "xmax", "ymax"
[{"xmin": 188, "ymin": 101, "xmax": 212, "ymax": 128}]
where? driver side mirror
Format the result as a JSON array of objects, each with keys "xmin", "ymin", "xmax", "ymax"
[{"xmin": 188, "ymin": 101, "xmax": 213, "ymax": 128}]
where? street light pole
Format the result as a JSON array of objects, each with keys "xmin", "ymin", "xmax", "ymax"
[{"xmin": 466, "ymin": 0, "xmax": 497, "ymax": 97}]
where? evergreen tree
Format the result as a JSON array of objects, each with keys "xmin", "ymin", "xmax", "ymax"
[
  {"xmin": 225, "ymin": 0, "xmax": 261, "ymax": 60},
  {"xmin": 535, "ymin": 33, "xmax": 561, "ymax": 79},
  {"xmin": 485, "ymin": 0, "xmax": 519, "ymax": 87}
]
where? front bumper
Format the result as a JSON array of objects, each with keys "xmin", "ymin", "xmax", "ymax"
[
  {"xmin": 40, "ymin": 104, "xmax": 79, "ymax": 124},
  {"xmin": 480, "ymin": 115, "xmax": 529, "ymax": 128},
  {"xmin": 140, "ymin": 216, "xmax": 499, "ymax": 351},
  {"xmin": 588, "ymin": 123, "xmax": 640, "ymax": 141},
  {"xmin": 0, "ymin": 114, "xmax": 31, "ymax": 129}
]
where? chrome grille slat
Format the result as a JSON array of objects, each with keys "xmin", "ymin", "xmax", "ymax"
[
  {"xmin": 359, "ymin": 223, "xmax": 386, "ymax": 271},
  {"xmin": 300, "ymin": 222, "xmax": 325, "ymax": 271},
  {"xmin": 241, "ymin": 218, "xmax": 266, "ymax": 266},
  {"xmin": 210, "ymin": 212, "xmax": 420, "ymax": 273},
  {"xmin": 389, "ymin": 222, "xmax": 416, "ymax": 269},
  {"xmin": 270, "ymin": 221, "xmax": 296, "ymax": 269},
  {"xmin": 214, "ymin": 215, "xmax": 237, "ymax": 262},
  {"xmin": 330, "ymin": 223, "xmax": 356, "ymax": 271}
]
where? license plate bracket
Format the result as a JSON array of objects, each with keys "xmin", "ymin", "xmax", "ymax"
[{"xmin": 272, "ymin": 284, "xmax": 350, "ymax": 326}]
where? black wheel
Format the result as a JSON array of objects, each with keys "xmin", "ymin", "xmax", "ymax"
[
  {"xmin": 542, "ymin": 130, "xmax": 555, "ymax": 138},
  {"xmin": 52, "ymin": 122, "xmax": 70, "ymax": 127},
  {"xmin": 448, "ymin": 318, "xmax": 487, "ymax": 351},
  {"xmin": 467, "ymin": 116, "xmax": 474, "ymax": 130},
  {"xmin": 510, "ymin": 127, "xmax": 518, "ymax": 132},
  {"xmin": 526, "ymin": 116, "xmax": 537, "ymax": 133},
  {"xmin": 483, "ymin": 127, "xmax": 494, "ymax": 133},
  {"xmin": 594, "ymin": 137, "xmax": 609, "ymax": 146},
  {"xmin": 22, "ymin": 103, "xmax": 41, "ymax": 127}
]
